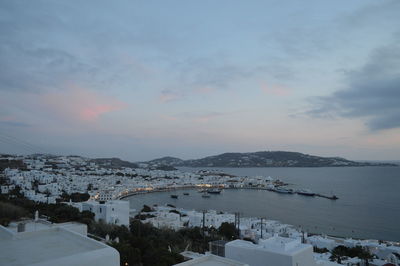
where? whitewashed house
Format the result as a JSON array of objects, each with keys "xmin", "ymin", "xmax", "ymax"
[
  {"xmin": 81, "ymin": 200, "xmax": 130, "ymax": 227},
  {"xmin": 225, "ymin": 236, "xmax": 318, "ymax": 266}
]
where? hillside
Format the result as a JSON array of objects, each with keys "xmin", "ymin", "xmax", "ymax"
[
  {"xmin": 147, "ymin": 156, "xmax": 184, "ymax": 166},
  {"xmin": 145, "ymin": 151, "xmax": 397, "ymax": 168},
  {"xmin": 90, "ymin": 157, "xmax": 138, "ymax": 169}
]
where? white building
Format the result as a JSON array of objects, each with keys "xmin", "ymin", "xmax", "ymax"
[
  {"xmin": 0, "ymin": 220, "xmax": 119, "ymax": 266},
  {"xmin": 307, "ymin": 235, "xmax": 337, "ymax": 251},
  {"xmin": 97, "ymin": 190, "xmax": 115, "ymax": 201},
  {"xmin": 82, "ymin": 200, "xmax": 130, "ymax": 227},
  {"xmin": 225, "ymin": 236, "xmax": 318, "ymax": 266},
  {"xmin": 174, "ymin": 254, "xmax": 248, "ymax": 266}
]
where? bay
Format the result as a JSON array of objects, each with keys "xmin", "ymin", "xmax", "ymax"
[{"xmin": 125, "ymin": 166, "xmax": 400, "ymax": 242}]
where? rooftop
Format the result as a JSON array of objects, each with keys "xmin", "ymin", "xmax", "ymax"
[
  {"xmin": 227, "ymin": 237, "xmax": 312, "ymax": 255},
  {"xmin": 0, "ymin": 223, "xmax": 118, "ymax": 266},
  {"xmin": 174, "ymin": 254, "xmax": 248, "ymax": 266}
]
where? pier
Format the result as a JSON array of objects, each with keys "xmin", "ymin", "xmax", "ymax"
[{"xmin": 315, "ymin": 193, "xmax": 339, "ymax": 200}]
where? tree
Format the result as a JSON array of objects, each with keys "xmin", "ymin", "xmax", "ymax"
[
  {"xmin": 330, "ymin": 245, "xmax": 348, "ymax": 263},
  {"xmin": 218, "ymin": 222, "xmax": 238, "ymax": 240},
  {"xmin": 0, "ymin": 202, "xmax": 29, "ymax": 225},
  {"xmin": 140, "ymin": 205, "xmax": 153, "ymax": 213},
  {"xmin": 70, "ymin": 192, "xmax": 90, "ymax": 202},
  {"xmin": 110, "ymin": 242, "xmax": 141, "ymax": 266}
]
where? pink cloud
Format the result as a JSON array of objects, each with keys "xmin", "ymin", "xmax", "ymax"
[
  {"xmin": 0, "ymin": 115, "xmax": 16, "ymax": 122},
  {"xmin": 42, "ymin": 86, "xmax": 126, "ymax": 122},
  {"xmin": 194, "ymin": 113, "xmax": 222, "ymax": 123},
  {"xmin": 260, "ymin": 82, "xmax": 290, "ymax": 96}
]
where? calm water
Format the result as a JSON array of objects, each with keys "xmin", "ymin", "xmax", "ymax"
[{"xmin": 125, "ymin": 167, "xmax": 400, "ymax": 241}]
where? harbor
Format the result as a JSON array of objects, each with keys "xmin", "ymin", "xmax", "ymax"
[{"xmin": 123, "ymin": 166, "xmax": 400, "ymax": 242}]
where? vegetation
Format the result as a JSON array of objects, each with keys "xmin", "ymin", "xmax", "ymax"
[
  {"xmin": 59, "ymin": 192, "xmax": 90, "ymax": 202},
  {"xmin": 0, "ymin": 188, "xmax": 94, "ymax": 225},
  {"xmin": 141, "ymin": 204, "xmax": 154, "ymax": 212},
  {"xmin": 218, "ymin": 222, "xmax": 238, "ymax": 240},
  {"xmin": 313, "ymin": 246, "xmax": 329, "ymax": 253},
  {"xmin": 0, "ymin": 201, "xmax": 29, "ymax": 226},
  {"xmin": 330, "ymin": 245, "xmax": 373, "ymax": 264},
  {"xmin": 0, "ymin": 159, "xmax": 27, "ymax": 171},
  {"xmin": 0, "ymin": 190, "xmax": 239, "ymax": 266}
]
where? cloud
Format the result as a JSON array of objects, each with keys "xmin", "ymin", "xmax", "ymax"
[
  {"xmin": 41, "ymin": 86, "xmax": 126, "ymax": 122},
  {"xmin": 158, "ymin": 89, "xmax": 184, "ymax": 103},
  {"xmin": 188, "ymin": 112, "xmax": 224, "ymax": 123},
  {"xmin": 260, "ymin": 82, "xmax": 290, "ymax": 96},
  {"xmin": 193, "ymin": 87, "xmax": 215, "ymax": 94},
  {"xmin": 308, "ymin": 39, "xmax": 400, "ymax": 131},
  {"xmin": 161, "ymin": 112, "xmax": 224, "ymax": 123},
  {"xmin": 0, "ymin": 120, "xmax": 31, "ymax": 128}
]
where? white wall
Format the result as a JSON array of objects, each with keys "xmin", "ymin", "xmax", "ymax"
[{"xmin": 226, "ymin": 240, "xmax": 317, "ymax": 266}]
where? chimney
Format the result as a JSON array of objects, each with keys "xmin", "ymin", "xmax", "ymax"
[{"xmin": 17, "ymin": 222, "xmax": 25, "ymax": 232}]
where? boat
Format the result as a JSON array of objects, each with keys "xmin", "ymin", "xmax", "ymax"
[
  {"xmin": 266, "ymin": 184, "xmax": 276, "ymax": 191},
  {"xmin": 170, "ymin": 195, "xmax": 178, "ymax": 199},
  {"xmin": 207, "ymin": 188, "xmax": 222, "ymax": 194},
  {"xmin": 183, "ymin": 192, "xmax": 189, "ymax": 195},
  {"xmin": 296, "ymin": 189, "xmax": 315, "ymax": 196},
  {"xmin": 274, "ymin": 187, "xmax": 294, "ymax": 194},
  {"xmin": 198, "ymin": 189, "xmax": 207, "ymax": 193},
  {"xmin": 201, "ymin": 192, "xmax": 210, "ymax": 198}
]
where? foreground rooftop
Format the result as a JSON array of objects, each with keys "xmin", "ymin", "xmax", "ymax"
[{"xmin": 0, "ymin": 220, "xmax": 119, "ymax": 266}]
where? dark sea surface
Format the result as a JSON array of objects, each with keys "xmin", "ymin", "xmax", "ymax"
[{"xmin": 125, "ymin": 167, "xmax": 400, "ymax": 241}]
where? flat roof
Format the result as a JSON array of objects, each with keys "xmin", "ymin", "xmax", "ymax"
[
  {"xmin": 174, "ymin": 254, "xmax": 248, "ymax": 266},
  {"xmin": 0, "ymin": 227, "xmax": 107, "ymax": 266},
  {"xmin": 227, "ymin": 238, "xmax": 311, "ymax": 255}
]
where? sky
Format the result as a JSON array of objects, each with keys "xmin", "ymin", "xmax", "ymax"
[{"xmin": 0, "ymin": 0, "xmax": 399, "ymax": 161}]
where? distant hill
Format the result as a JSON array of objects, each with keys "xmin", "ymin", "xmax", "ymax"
[
  {"xmin": 145, "ymin": 151, "xmax": 398, "ymax": 168},
  {"xmin": 91, "ymin": 157, "xmax": 138, "ymax": 169},
  {"xmin": 147, "ymin": 156, "xmax": 184, "ymax": 166}
]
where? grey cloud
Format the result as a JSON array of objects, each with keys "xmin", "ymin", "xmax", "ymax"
[
  {"xmin": 309, "ymin": 40, "xmax": 400, "ymax": 131},
  {"xmin": 175, "ymin": 57, "xmax": 253, "ymax": 89},
  {"xmin": 0, "ymin": 1, "xmax": 181, "ymax": 93},
  {"xmin": 0, "ymin": 121, "xmax": 31, "ymax": 128}
]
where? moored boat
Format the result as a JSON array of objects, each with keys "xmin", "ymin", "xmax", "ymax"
[
  {"xmin": 296, "ymin": 189, "xmax": 316, "ymax": 196},
  {"xmin": 274, "ymin": 187, "xmax": 294, "ymax": 194},
  {"xmin": 170, "ymin": 194, "xmax": 178, "ymax": 199},
  {"xmin": 207, "ymin": 188, "xmax": 222, "ymax": 194}
]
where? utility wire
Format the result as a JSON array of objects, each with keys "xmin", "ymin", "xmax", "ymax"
[{"xmin": 0, "ymin": 131, "xmax": 49, "ymax": 155}]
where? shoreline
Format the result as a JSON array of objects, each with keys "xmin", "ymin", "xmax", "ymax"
[{"xmin": 121, "ymin": 187, "xmax": 399, "ymax": 243}]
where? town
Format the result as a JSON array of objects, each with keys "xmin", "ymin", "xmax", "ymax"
[{"xmin": 1, "ymin": 153, "xmax": 399, "ymax": 266}]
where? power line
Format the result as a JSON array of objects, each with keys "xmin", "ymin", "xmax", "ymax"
[
  {"xmin": 0, "ymin": 131, "xmax": 47, "ymax": 153},
  {"xmin": 0, "ymin": 131, "xmax": 49, "ymax": 155},
  {"xmin": 0, "ymin": 136, "xmax": 37, "ymax": 154}
]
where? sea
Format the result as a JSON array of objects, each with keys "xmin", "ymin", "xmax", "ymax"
[{"xmin": 124, "ymin": 166, "xmax": 400, "ymax": 242}]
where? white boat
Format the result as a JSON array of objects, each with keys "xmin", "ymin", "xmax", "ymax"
[
  {"xmin": 274, "ymin": 187, "xmax": 294, "ymax": 194},
  {"xmin": 296, "ymin": 189, "xmax": 315, "ymax": 196}
]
